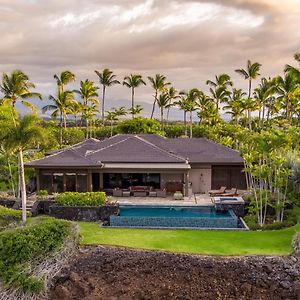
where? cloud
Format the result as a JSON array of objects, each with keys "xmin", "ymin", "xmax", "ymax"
[{"xmin": 0, "ymin": 0, "xmax": 299, "ymax": 119}]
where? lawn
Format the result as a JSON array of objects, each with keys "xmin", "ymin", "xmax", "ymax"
[{"xmin": 78, "ymin": 222, "xmax": 300, "ymax": 256}]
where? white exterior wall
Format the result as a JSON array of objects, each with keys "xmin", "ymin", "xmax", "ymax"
[{"xmin": 189, "ymin": 167, "xmax": 212, "ymax": 194}]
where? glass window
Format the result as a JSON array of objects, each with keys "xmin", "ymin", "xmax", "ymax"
[
  {"xmin": 40, "ymin": 172, "xmax": 52, "ymax": 193},
  {"xmin": 77, "ymin": 173, "xmax": 87, "ymax": 192},
  {"xmin": 66, "ymin": 173, "xmax": 76, "ymax": 192},
  {"xmin": 53, "ymin": 173, "xmax": 64, "ymax": 193}
]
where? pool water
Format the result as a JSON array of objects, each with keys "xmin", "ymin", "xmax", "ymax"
[
  {"xmin": 120, "ymin": 206, "xmax": 231, "ymax": 218},
  {"xmin": 109, "ymin": 205, "xmax": 243, "ymax": 229}
]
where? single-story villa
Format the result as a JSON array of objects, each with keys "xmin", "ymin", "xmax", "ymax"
[{"xmin": 25, "ymin": 134, "xmax": 246, "ymax": 196}]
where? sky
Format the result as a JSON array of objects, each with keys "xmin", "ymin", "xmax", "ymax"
[{"xmin": 0, "ymin": 0, "xmax": 300, "ymax": 119}]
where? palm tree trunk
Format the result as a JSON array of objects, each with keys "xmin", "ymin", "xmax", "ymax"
[
  {"xmin": 132, "ymin": 88, "xmax": 135, "ymax": 119},
  {"xmin": 7, "ymin": 157, "xmax": 16, "ymax": 197},
  {"xmin": 189, "ymin": 111, "xmax": 193, "ymax": 138},
  {"xmin": 110, "ymin": 120, "xmax": 113, "ymax": 137},
  {"xmin": 60, "ymin": 113, "xmax": 63, "ymax": 148},
  {"xmin": 184, "ymin": 111, "xmax": 187, "ymax": 136},
  {"xmin": 86, "ymin": 119, "xmax": 89, "ymax": 139},
  {"xmin": 102, "ymin": 85, "xmax": 106, "ymax": 123},
  {"xmin": 150, "ymin": 90, "xmax": 158, "ymax": 119},
  {"xmin": 161, "ymin": 108, "xmax": 164, "ymax": 130},
  {"xmin": 248, "ymin": 78, "xmax": 252, "ymax": 99},
  {"xmin": 18, "ymin": 149, "xmax": 27, "ymax": 223}
]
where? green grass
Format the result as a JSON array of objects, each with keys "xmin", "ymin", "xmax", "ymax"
[{"xmin": 78, "ymin": 222, "xmax": 300, "ymax": 256}]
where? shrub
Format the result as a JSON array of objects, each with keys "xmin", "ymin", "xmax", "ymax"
[
  {"xmin": 55, "ymin": 192, "xmax": 106, "ymax": 206},
  {"xmin": 292, "ymin": 232, "xmax": 300, "ymax": 255},
  {"xmin": 0, "ymin": 218, "xmax": 71, "ymax": 293},
  {"xmin": 61, "ymin": 128, "xmax": 85, "ymax": 145},
  {"xmin": 37, "ymin": 189, "xmax": 48, "ymax": 197},
  {"xmin": 116, "ymin": 118, "xmax": 164, "ymax": 135},
  {"xmin": 164, "ymin": 125, "xmax": 185, "ymax": 138},
  {"xmin": 0, "ymin": 205, "xmax": 22, "ymax": 229},
  {"xmin": 94, "ymin": 127, "xmax": 115, "ymax": 139}
]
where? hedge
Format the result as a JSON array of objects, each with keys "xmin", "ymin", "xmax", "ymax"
[
  {"xmin": 0, "ymin": 205, "xmax": 23, "ymax": 229},
  {"xmin": 55, "ymin": 192, "xmax": 106, "ymax": 206},
  {"xmin": 0, "ymin": 218, "xmax": 71, "ymax": 293}
]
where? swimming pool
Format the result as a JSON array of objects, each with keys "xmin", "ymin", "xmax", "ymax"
[{"xmin": 109, "ymin": 205, "xmax": 243, "ymax": 229}]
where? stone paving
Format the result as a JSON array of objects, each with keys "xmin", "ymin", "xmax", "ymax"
[{"xmin": 110, "ymin": 194, "xmax": 214, "ymax": 206}]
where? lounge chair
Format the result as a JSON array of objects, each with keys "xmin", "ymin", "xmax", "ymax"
[
  {"xmin": 208, "ymin": 186, "xmax": 226, "ymax": 196},
  {"xmin": 219, "ymin": 188, "xmax": 239, "ymax": 197}
]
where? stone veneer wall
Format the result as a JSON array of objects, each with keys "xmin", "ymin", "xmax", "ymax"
[
  {"xmin": 49, "ymin": 205, "xmax": 119, "ymax": 222},
  {"xmin": 215, "ymin": 203, "xmax": 245, "ymax": 217}
]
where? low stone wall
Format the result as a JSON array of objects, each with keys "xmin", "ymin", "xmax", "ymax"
[
  {"xmin": 0, "ymin": 199, "xmax": 16, "ymax": 208},
  {"xmin": 292, "ymin": 233, "xmax": 300, "ymax": 255},
  {"xmin": 32, "ymin": 199, "xmax": 55, "ymax": 215},
  {"xmin": 49, "ymin": 205, "xmax": 119, "ymax": 222}
]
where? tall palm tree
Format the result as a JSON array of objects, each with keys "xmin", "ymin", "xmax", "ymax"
[
  {"xmin": 273, "ymin": 73, "xmax": 300, "ymax": 119},
  {"xmin": 128, "ymin": 105, "xmax": 143, "ymax": 117},
  {"xmin": 223, "ymin": 88, "xmax": 246, "ymax": 125},
  {"xmin": 123, "ymin": 74, "xmax": 146, "ymax": 119},
  {"xmin": 0, "ymin": 108, "xmax": 46, "ymax": 223},
  {"xmin": 0, "ymin": 70, "xmax": 42, "ymax": 111},
  {"xmin": 166, "ymin": 87, "xmax": 179, "ymax": 121},
  {"xmin": 196, "ymin": 93, "xmax": 210, "ymax": 125},
  {"xmin": 95, "ymin": 68, "xmax": 120, "ymax": 123},
  {"xmin": 235, "ymin": 60, "xmax": 262, "ymax": 98},
  {"xmin": 42, "ymin": 91, "xmax": 76, "ymax": 146},
  {"xmin": 54, "ymin": 71, "xmax": 76, "ymax": 94},
  {"xmin": 74, "ymin": 79, "xmax": 99, "ymax": 134},
  {"xmin": 84, "ymin": 104, "xmax": 99, "ymax": 138},
  {"xmin": 254, "ymin": 77, "xmax": 276, "ymax": 125},
  {"xmin": 179, "ymin": 89, "xmax": 201, "ymax": 137},
  {"xmin": 206, "ymin": 73, "xmax": 233, "ymax": 88},
  {"xmin": 148, "ymin": 74, "xmax": 170, "ymax": 119},
  {"xmin": 208, "ymin": 86, "xmax": 231, "ymax": 111},
  {"xmin": 175, "ymin": 97, "xmax": 190, "ymax": 136},
  {"xmin": 156, "ymin": 93, "xmax": 170, "ymax": 130}
]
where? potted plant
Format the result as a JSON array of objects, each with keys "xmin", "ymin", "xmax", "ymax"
[{"xmin": 174, "ymin": 191, "xmax": 183, "ymax": 200}]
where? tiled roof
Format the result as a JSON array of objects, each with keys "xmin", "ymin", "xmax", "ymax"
[{"xmin": 26, "ymin": 134, "xmax": 243, "ymax": 167}]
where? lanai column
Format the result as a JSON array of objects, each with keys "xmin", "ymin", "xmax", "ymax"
[
  {"xmin": 87, "ymin": 169, "xmax": 92, "ymax": 192},
  {"xmin": 183, "ymin": 171, "xmax": 189, "ymax": 196}
]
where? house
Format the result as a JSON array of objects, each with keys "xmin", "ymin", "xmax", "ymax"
[{"xmin": 25, "ymin": 134, "xmax": 246, "ymax": 196}]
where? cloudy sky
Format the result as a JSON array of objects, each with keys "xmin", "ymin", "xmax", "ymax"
[{"xmin": 0, "ymin": 0, "xmax": 300, "ymax": 119}]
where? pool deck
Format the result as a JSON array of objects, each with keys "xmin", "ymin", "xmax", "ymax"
[{"xmin": 110, "ymin": 194, "xmax": 214, "ymax": 206}]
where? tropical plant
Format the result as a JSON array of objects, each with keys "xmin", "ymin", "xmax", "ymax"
[
  {"xmin": 54, "ymin": 70, "xmax": 76, "ymax": 94},
  {"xmin": 0, "ymin": 107, "xmax": 47, "ymax": 223},
  {"xmin": 128, "ymin": 104, "xmax": 143, "ymax": 117},
  {"xmin": 148, "ymin": 74, "xmax": 170, "ymax": 119},
  {"xmin": 0, "ymin": 70, "xmax": 42, "ymax": 111},
  {"xmin": 95, "ymin": 68, "xmax": 120, "ymax": 122},
  {"xmin": 156, "ymin": 93, "xmax": 170, "ymax": 130},
  {"xmin": 235, "ymin": 60, "xmax": 262, "ymax": 98},
  {"xmin": 123, "ymin": 74, "xmax": 146, "ymax": 118},
  {"xmin": 166, "ymin": 87, "xmax": 179, "ymax": 121},
  {"xmin": 74, "ymin": 79, "xmax": 99, "ymax": 135}
]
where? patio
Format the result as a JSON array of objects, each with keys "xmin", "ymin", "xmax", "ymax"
[{"xmin": 110, "ymin": 193, "xmax": 214, "ymax": 206}]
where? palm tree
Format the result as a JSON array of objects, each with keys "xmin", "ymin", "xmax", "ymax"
[
  {"xmin": 84, "ymin": 104, "xmax": 99, "ymax": 138},
  {"xmin": 273, "ymin": 73, "xmax": 300, "ymax": 119},
  {"xmin": 206, "ymin": 73, "xmax": 233, "ymax": 88},
  {"xmin": 128, "ymin": 105, "xmax": 143, "ymax": 117},
  {"xmin": 0, "ymin": 70, "xmax": 42, "ymax": 111},
  {"xmin": 175, "ymin": 97, "xmax": 190, "ymax": 136},
  {"xmin": 197, "ymin": 102, "xmax": 220, "ymax": 126},
  {"xmin": 106, "ymin": 111, "xmax": 118, "ymax": 137},
  {"xmin": 254, "ymin": 78, "xmax": 277, "ymax": 126},
  {"xmin": 196, "ymin": 92, "xmax": 210, "ymax": 125},
  {"xmin": 54, "ymin": 71, "xmax": 76, "ymax": 94},
  {"xmin": 42, "ymin": 91, "xmax": 76, "ymax": 146},
  {"xmin": 95, "ymin": 68, "xmax": 120, "ymax": 123},
  {"xmin": 148, "ymin": 74, "xmax": 170, "ymax": 119},
  {"xmin": 223, "ymin": 88, "xmax": 246, "ymax": 125},
  {"xmin": 235, "ymin": 60, "xmax": 262, "ymax": 98},
  {"xmin": 112, "ymin": 106, "xmax": 127, "ymax": 119},
  {"xmin": 179, "ymin": 89, "xmax": 201, "ymax": 137},
  {"xmin": 74, "ymin": 79, "xmax": 99, "ymax": 134},
  {"xmin": 166, "ymin": 87, "xmax": 179, "ymax": 121},
  {"xmin": 156, "ymin": 93, "xmax": 170, "ymax": 130},
  {"xmin": 208, "ymin": 86, "xmax": 231, "ymax": 111},
  {"xmin": 123, "ymin": 74, "xmax": 146, "ymax": 119},
  {"xmin": 0, "ymin": 108, "xmax": 46, "ymax": 223}
]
